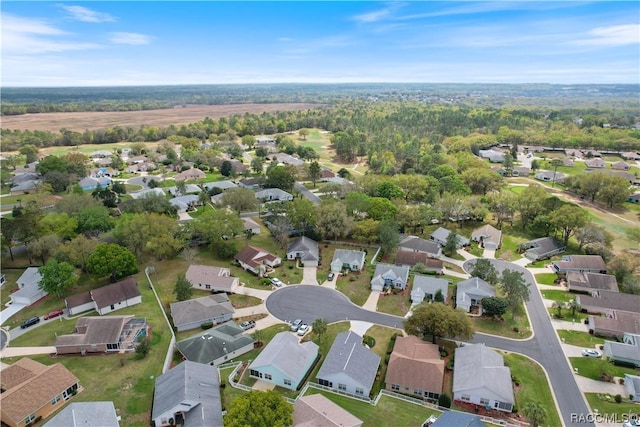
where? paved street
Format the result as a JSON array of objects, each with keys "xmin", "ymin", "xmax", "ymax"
[{"xmin": 294, "ymin": 182, "xmax": 321, "ymax": 205}]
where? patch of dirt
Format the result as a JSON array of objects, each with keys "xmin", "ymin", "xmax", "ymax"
[{"xmin": 1, "ymin": 103, "xmax": 321, "ymax": 132}]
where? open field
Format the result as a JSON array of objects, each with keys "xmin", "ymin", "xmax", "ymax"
[{"xmin": 1, "ymin": 103, "xmax": 320, "ymax": 132}]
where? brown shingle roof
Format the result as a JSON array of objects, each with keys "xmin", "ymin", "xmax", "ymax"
[
  {"xmin": 90, "ymin": 277, "xmax": 140, "ymax": 310},
  {"xmin": 395, "ymin": 250, "xmax": 429, "ymax": 267},
  {"xmin": 567, "ymin": 272, "xmax": 619, "ymax": 292},
  {"xmin": 235, "ymin": 246, "xmax": 279, "ymax": 268},
  {"xmin": 185, "ymin": 265, "xmax": 230, "ymax": 284},
  {"xmin": 578, "ymin": 290, "xmax": 640, "ymax": 315},
  {"xmin": 65, "ymin": 291, "xmax": 93, "ymax": 309},
  {"xmin": 0, "ymin": 359, "xmax": 78, "ymax": 425},
  {"xmin": 0, "ymin": 358, "xmax": 47, "ymax": 391},
  {"xmin": 55, "ymin": 316, "xmax": 132, "ymax": 348},
  {"xmin": 385, "ymin": 336, "xmax": 444, "ymax": 394},
  {"xmin": 293, "ymin": 394, "xmax": 362, "ymax": 427},
  {"xmin": 590, "ymin": 311, "xmax": 640, "ymax": 336}
]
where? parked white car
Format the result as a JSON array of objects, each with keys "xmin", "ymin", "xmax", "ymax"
[
  {"xmin": 297, "ymin": 324, "xmax": 310, "ymax": 336},
  {"xmin": 581, "ymin": 349, "xmax": 601, "ymax": 358}
]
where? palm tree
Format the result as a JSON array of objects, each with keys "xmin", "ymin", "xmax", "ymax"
[
  {"xmin": 312, "ymin": 318, "xmax": 328, "ymax": 345},
  {"xmin": 568, "ymin": 299, "xmax": 581, "ymax": 318},
  {"xmin": 252, "ymin": 329, "xmax": 264, "ymax": 348},
  {"xmin": 552, "ymin": 300, "xmax": 565, "ymax": 318},
  {"xmin": 522, "ymin": 401, "xmax": 547, "ymax": 427}
]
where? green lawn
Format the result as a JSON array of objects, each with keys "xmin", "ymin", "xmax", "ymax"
[
  {"xmin": 503, "ymin": 353, "xmax": 562, "ymax": 427},
  {"xmin": 585, "ymin": 392, "xmax": 640, "ymax": 418},
  {"xmin": 569, "ymin": 357, "xmax": 640, "ymax": 381},
  {"xmin": 228, "ymin": 293, "xmax": 262, "ymax": 309},
  {"xmin": 304, "ymin": 389, "xmax": 440, "ymax": 427},
  {"xmin": 556, "ymin": 330, "xmax": 604, "ymax": 348},
  {"xmin": 471, "ymin": 308, "xmax": 532, "ymax": 339},
  {"xmin": 508, "ymin": 185, "xmax": 526, "ymax": 195},
  {"xmin": 376, "ymin": 289, "xmax": 411, "ymax": 317},
  {"xmin": 535, "ymin": 273, "xmax": 559, "ymax": 285},
  {"xmin": 497, "ymin": 234, "xmax": 528, "ymax": 261},
  {"xmin": 540, "ymin": 289, "xmax": 573, "ymax": 303}
]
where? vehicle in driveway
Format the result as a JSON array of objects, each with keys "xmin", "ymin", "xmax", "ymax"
[
  {"xmin": 271, "ymin": 278, "xmax": 283, "ymax": 287},
  {"xmin": 44, "ymin": 309, "xmax": 64, "ymax": 320},
  {"xmin": 20, "ymin": 316, "xmax": 40, "ymax": 329},
  {"xmin": 239, "ymin": 320, "xmax": 256, "ymax": 330},
  {"xmin": 581, "ymin": 349, "xmax": 601, "ymax": 358},
  {"xmin": 290, "ymin": 319, "xmax": 303, "ymax": 332},
  {"xmin": 297, "ymin": 324, "xmax": 310, "ymax": 336},
  {"xmin": 327, "ymin": 272, "xmax": 335, "ymax": 281}
]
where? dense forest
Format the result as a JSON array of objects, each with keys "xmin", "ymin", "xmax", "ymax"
[
  {"xmin": 2, "ymin": 100, "xmax": 640, "ymax": 153},
  {"xmin": 2, "ymin": 83, "xmax": 639, "ymax": 115}
]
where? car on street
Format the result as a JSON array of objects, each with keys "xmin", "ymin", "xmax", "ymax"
[
  {"xmin": 239, "ymin": 320, "xmax": 256, "ymax": 330},
  {"xmin": 327, "ymin": 272, "xmax": 335, "ymax": 281},
  {"xmin": 623, "ymin": 418, "xmax": 640, "ymax": 427},
  {"xmin": 297, "ymin": 323, "xmax": 310, "ymax": 336},
  {"xmin": 290, "ymin": 319, "xmax": 303, "ymax": 332},
  {"xmin": 271, "ymin": 277, "xmax": 283, "ymax": 287},
  {"xmin": 20, "ymin": 316, "xmax": 40, "ymax": 329},
  {"xmin": 581, "ymin": 349, "xmax": 601, "ymax": 358},
  {"xmin": 44, "ymin": 309, "xmax": 64, "ymax": 320}
]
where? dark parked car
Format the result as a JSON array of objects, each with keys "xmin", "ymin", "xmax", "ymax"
[
  {"xmin": 20, "ymin": 316, "xmax": 40, "ymax": 329},
  {"xmin": 327, "ymin": 272, "xmax": 335, "ymax": 281},
  {"xmin": 44, "ymin": 309, "xmax": 64, "ymax": 320}
]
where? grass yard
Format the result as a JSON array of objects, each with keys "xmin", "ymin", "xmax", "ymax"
[
  {"xmin": 336, "ymin": 272, "xmax": 374, "ymax": 307},
  {"xmin": 547, "ymin": 308, "xmax": 587, "ymax": 323},
  {"xmin": 376, "ymin": 289, "xmax": 411, "ymax": 317},
  {"xmin": 496, "ymin": 234, "xmax": 528, "ymax": 262},
  {"xmin": 228, "ymin": 293, "xmax": 262, "ymax": 309},
  {"xmin": 304, "ymin": 389, "xmax": 440, "ymax": 427},
  {"xmin": 556, "ymin": 330, "xmax": 604, "ymax": 348},
  {"xmin": 584, "ymin": 393, "xmax": 640, "ymax": 418},
  {"xmin": 365, "ymin": 325, "xmax": 403, "ymax": 396},
  {"xmin": 569, "ymin": 357, "xmax": 640, "ymax": 381},
  {"xmin": 535, "ymin": 273, "xmax": 559, "ymax": 285},
  {"xmin": 471, "ymin": 308, "xmax": 532, "ymax": 339},
  {"xmin": 503, "ymin": 353, "xmax": 562, "ymax": 427},
  {"xmin": 540, "ymin": 289, "xmax": 573, "ymax": 303},
  {"xmin": 508, "ymin": 185, "xmax": 526, "ymax": 195}
]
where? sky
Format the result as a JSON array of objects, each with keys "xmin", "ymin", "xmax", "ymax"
[{"xmin": 1, "ymin": 1, "xmax": 639, "ymax": 87}]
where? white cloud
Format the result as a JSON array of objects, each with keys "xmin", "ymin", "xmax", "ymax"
[
  {"xmin": 108, "ymin": 32, "xmax": 153, "ymax": 45},
  {"xmin": 59, "ymin": 5, "xmax": 115, "ymax": 23},
  {"xmin": 352, "ymin": 2, "xmax": 406, "ymax": 23},
  {"xmin": 278, "ymin": 37, "xmax": 293, "ymax": 42},
  {"xmin": 571, "ymin": 24, "xmax": 640, "ymax": 46},
  {"xmin": 1, "ymin": 14, "xmax": 100, "ymax": 54}
]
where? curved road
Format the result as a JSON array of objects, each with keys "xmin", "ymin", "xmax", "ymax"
[{"xmin": 266, "ymin": 260, "xmax": 594, "ymax": 427}]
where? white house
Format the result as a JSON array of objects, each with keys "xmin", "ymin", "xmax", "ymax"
[
  {"xmin": 65, "ymin": 277, "xmax": 141, "ymax": 316},
  {"xmin": 456, "ymin": 277, "xmax": 495, "ymax": 313},
  {"xmin": 453, "ymin": 344, "xmax": 514, "ymax": 412},
  {"xmin": 330, "ymin": 250, "xmax": 366, "ymax": 272},
  {"xmin": 255, "ymin": 188, "xmax": 294, "ymax": 202},
  {"xmin": 11, "ymin": 267, "xmax": 48, "ymax": 306},
  {"xmin": 370, "ymin": 264, "xmax": 410, "ymax": 292},
  {"xmin": 286, "ymin": 236, "xmax": 319, "ymax": 267},
  {"xmin": 411, "ymin": 275, "xmax": 448, "ymax": 304},
  {"xmin": 624, "ymin": 374, "xmax": 640, "ymax": 402}
]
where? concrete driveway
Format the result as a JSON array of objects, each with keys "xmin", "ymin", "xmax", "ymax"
[
  {"xmin": 0, "ymin": 302, "xmax": 27, "ymax": 325},
  {"xmin": 301, "ymin": 267, "xmax": 319, "ymax": 286}
]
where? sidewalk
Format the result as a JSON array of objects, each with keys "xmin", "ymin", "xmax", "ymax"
[
  {"xmin": 456, "ymin": 249, "xmax": 477, "ymax": 261},
  {"xmin": 0, "ymin": 346, "xmax": 56, "ymax": 358},
  {"xmin": 439, "ymin": 255, "xmax": 465, "ymax": 268},
  {"xmin": 362, "ymin": 290, "xmax": 380, "ymax": 311},
  {"xmin": 233, "ymin": 305, "xmax": 268, "ymax": 318},
  {"xmin": 235, "ymin": 286, "xmax": 271, "ymax": 300},
  {"xmin": 441, "ymin": 268, "xmax": 469, "ymax": 279}
]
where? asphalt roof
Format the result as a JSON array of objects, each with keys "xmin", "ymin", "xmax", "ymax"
[{"xmin": 176, "ymin": 322, "xmax": 254, "ymax": 364}]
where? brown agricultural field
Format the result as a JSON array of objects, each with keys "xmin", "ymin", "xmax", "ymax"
[{"xmin": 0, "ymin": 103, "xmax": 320, "ymax": 132}]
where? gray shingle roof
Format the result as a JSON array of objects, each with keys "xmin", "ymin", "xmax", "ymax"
[
  {"xmin": 371, "ymin": 263, "xmax": 409, "ymax": 288},
  {"xmin": 316, "ymin": 331, "xmax": 380, "ymax": 391},
  {"xmin": 567, "ymin": 272, "xmax": 618, "ymax": 292},
  {"xmin": 176, "ymin": 322, "xmax": 255, "ymax": 364},
  {"xmin": 43, "ymin": 402, "xmax": 120, "ymax": 427},
  {"xmin": 203, "ymin": 180, "xmax": 238, "ymax": 191},
  {"xmin": 457, "ymin": 277, "xmax": 495, "ymax": 299},
  {"xmin": 432, "ymin": 411, "xmax": 485, "ymax": 427},
  {"xmin": 430, "ymin": 227, "xmax": 469, "ymax": 247},
  {"xmin": 55, "ymin": 316, "xmax": 134, "ymax": 348},
  {"xmin": 152, "ymin": 361, "xmax": 223, "ymax": 427},
  {"xmin": 411, "ymin": 275, "xmax": 448, "ymax": 302},
  {"xmin": 14, "ymin": 267, "xmax": 44, "ymax": 300},
  {"xmin": 287, "ymin": 236, "xmax": 319, "ymax": 261},
  {"xmin": 249, "ymin": 332, "xmax": 318, "ymax": 383},
  {"xmin": 453, "ymin": 344, "xmax": 514, "ymax": 404},
  {"xmin": 577, "ymin": 290, "xmax": 640, "ymax": 314},
  {"xmin": 331, "ymin": 250, "xmax": 366, "ymax": 267},
  {"xmin": 170, "ymin": 295, "xmax": 234, "ymax": 329},
  {"xmin": 398, "ymin": 235, "xmax": 442, "ymax": 256}
]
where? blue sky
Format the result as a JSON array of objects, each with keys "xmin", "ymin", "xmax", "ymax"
[{"xmin": 1, "ymin": 1, "xmax": 639, "ymax": 86}]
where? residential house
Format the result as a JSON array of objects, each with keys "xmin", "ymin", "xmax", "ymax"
[
  {"xmin": 453, "ymin": 344, "xmax": 514, "ymax": 412},
  {"xmin": 398, "ymin": 235, "xmax": 442, "ymax": 258},
  {"xmin": 249, "ymin": 332, "xmax": 319, "ymax": 391},
  {"xmin": 235, "ymin": 246, "xmax": 282, "ymax": 276},
  {"xmin": 228, "ymin": 159, "xmax": 248, "ymax": 175},
  {"xmin": 185, "ymin": 265, "xmax": 239, "ymax": 293},
  {"xmin": 385, "ymin": 336, "xmax": 444, "ymax": 400},
  {"xmin": 585, "ymin": 158, "xmax": 606, "ymax": 168},
  {"xmin": 174, "ymin": 168, "xmax": 206, "ymax": 182},
  {"xmin": 165, "ymin": 184, "xmax": 201, "ymax": 196},
  {"xmin": 430, "ymin": 227, "xmax": 470, "ymax": 248},
  {"xmin": 586, "ymin": 150, "xmax": 602, "ymax": 157},
  {"xmin": 10, "ymin": 179, "xmax": 41, "ymax": 195},
  {"xmin": 511, "ymin": 166, "xmax": 530, "ymax": 177},
  {"xmin": 330, "ymin": 249, "xmax": 366, "ymax": 272},
  {"xmin": 13, "ymin": 161, "xmax": 38, "ymax": 175},
  {"xmin": 255, "ymin": 136, "xmax": 276, "ymax": 145},
  {"xmin": 10, "ymin": 172, "xmax": 41, "ymax": 186},
  {"xmin": 55, "ymin": 316, "xmax": 147, "ymax": 355},
  {"xmin": 566, "ymin": 272, "xmax": 619, "ymax": 294},
  {"xmin": 319, "ymin": 168, "xmax": 337, "ymax": 181},
  {"xmin": 396, "ymin": 251, "xmax": 443, "ymax": 273},
  {"xmin": 44, "ymin": 402, "xmax": 120, "ymax": 427},
  {"xmin": 577, "ymin": 290, "xmax": 640, "ymax": 316},
  {"xmin": 237, "ymin": 177, "xmax": 263, "ymax": 190},
  {"xmin": 562, "ymin": 158, "xmax": 575, "ymax": 167},
  {"xmin": 90, "ymin": 150, "xmax": 113, "ymax": 159},
  {"xmin": 273, "ymin": 153, "xmax": 304, "ymax": 167},
  {"xmin": 92, "ymin": 167, "xmax": 118, "ymax": 178},
  {"xmin": 0, "ymin": 358, "xmax": 80, "ymax": 427},
  {"xmin": 370, "ymin": 263, "xmax": 410, "ymax": 292},
  {"xmin": 593, "ymin": 169, "xmax": 638, "ymax": 185},
  {"xmin": 456, "ymin": 277, "xmax": 495, "ymax": 313},
  {"xmin": 411, "ymin": 275, "xmax": 448, "ymax": 304},
  {"xmin": 471, "ymin": 224, "xmax": 502, "ymax": 251},
  {"xmin": 628, "ymin": 193, "xmax": 640, "ymax": 204},
  {"xmin": 170, "ymin": 294, "xmax": 234, "ymax": 332},
  {"xmin": 431, "ymin": 412, "xmax": 486, "ymax": 427},
  {"xmin": 534, "ymin": 170, "xmax": 566, "ymax": 183},
  {"xmin": 621, "ymin": 152, "xmax": 640, "ymax": 161},
  {"xmin": 255, "ymin": 188, "xmax": 294, "ymax": 202},
  {"xmin": 242, "ymin": 217, "xmax": 261, "ymax": 235},
  {"xmin": 130, "ymin": 188, "xmax": 166, "ymax": 199},
  {"xmin": 552, "ymin": 255, "xmax": 607, "ymax": 274},
  {"xmin": 65, "ymin": 277, "xmax": 141, "ymax": 316},
  {"xmin": 293, "ymin": 394, "xmax": 363, "ymax": 427},
  {"xmin": 588, "ymin": 311, "xmax": 640, "ymax": 337},
  {"xmin": 624, "ymin": 374, "xmax": 640, "ymax": 402},
  {"xmin": 520, "ymin": 237, "xmax": 566, "ymax": 261},
  {"xmin": 479, "ymin": 149, "xmax": 505, "ymax": 163},
  {"xmin": 78, "ymin": 176, "xmax": 112, "ymax": 191},
  {"xmin": 202, "ymin": 180, "xmax": 238, "ymax": 192},
  {"xmin": 169, "ymin": 195, "xmax": 199, "ymax": 213},
  {"xmin": 611, "ymin": 161, "xmax": 631, "ymax": 171},
  {"xmin": 151, "ymin": 361, "xmax": 223, "ymax": 427},
  {"xmin": 175, "ymin": 322, "xmax": 255, "ymax": 366},
  {"xmin": 565, "ymin": 149, "xmax": 584, "ymax": 158},
  {"xmin": 316, "ymin": 331, "xmax": 381, "ymax": 397},
  {"xmin": 125, "ymin": 161, "xmax": 156, "ymax": 173},
  {"xmin": 603, "ymin": 333, "xmax": 640, "ymax": 367},
  {"xmin": 10, "ymin": 267, "xmax": 47, "ymax": 306},
  {"xmin": 286, "ymin": 236, "xmax": 319, "ymax": 267}
]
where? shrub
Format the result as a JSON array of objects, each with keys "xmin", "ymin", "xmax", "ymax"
[
  {"xmin": 135, "ymin": 338, "xmax": 150, "ymax": 359},
  {"xmin": 363, "ymin": 335, "xmax": 376, "ymax": 348},
  {"xmin": 615, "ymin": 394, "xmax": 622, "ymax": 403},
  {"xmin": 349, "ymin": 276, "xmax": 356, "ymax": 282},
  {"xmin": 288, "ymin": 264, "xmax": 294, "ymax": 269},
  {"xmin": 438, "ymin": 393, "xmax": 452, "ymax": 408},
  {"xmin": 201, "ymin": 322, "xmax": 214, "ymax": 330},
  {"xmin": 513, "ymin": 327, "xmax": 519, "ymax": 333}
]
